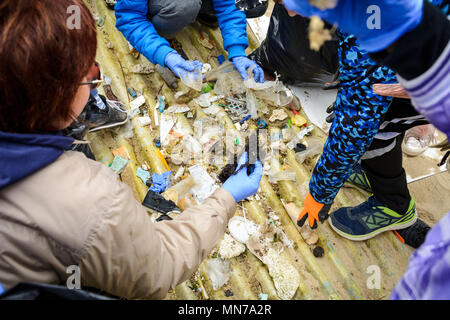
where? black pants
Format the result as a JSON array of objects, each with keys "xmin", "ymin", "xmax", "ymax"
[{"xmin": 361, "ymin": 98, "xmax": 429, "ymax": 214}]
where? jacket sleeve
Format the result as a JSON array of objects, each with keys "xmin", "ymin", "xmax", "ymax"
[
  {"xmin": 212, "ymin": 0, "xmax": 248, "ymax": 60},
  {"xmin": 79, "ymin": 172, "xmax": 237, "ymax": 299},
  {"xmin": 309, "ymin": 35, "xmax": 396, "ymax": 205},
  {"xmin": 115, "ymin": 0, "xmax": 175, "ymax": 67},
  {"xmin": 371, "ymin": 1, "xmax": 450, "ymax": 139}
]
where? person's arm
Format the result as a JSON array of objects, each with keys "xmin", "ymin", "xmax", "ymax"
[
  {"xmin": 212, "ymin": 0, "xmax": 264, "ymax": 82},
  {"xmin": 298, "ymin": 36, "xmax": 396, "ymax": 228},
  {"xmin": 370, "ymin": 1, "xmax": 450, "ymax": 138},
  {"xmin": 115, "ymin": 0, "xmax": 175, "ymax": 67},
  {"xmin": 79, "ymin": 177, "xmax": 237, "ymax": 299},
  {"xmin": 211, "ymin": 0, "xmax": 248, "ymax": 60}
]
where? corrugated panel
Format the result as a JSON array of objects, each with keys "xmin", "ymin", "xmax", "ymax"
[{"xmin": 83, "ymin": 0, "xmax": 448, "ymax": 300}]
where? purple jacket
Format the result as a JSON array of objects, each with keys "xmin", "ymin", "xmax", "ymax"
[{"xmin": 391, "ymin": 212, "xmax": 450, "ymax": 299}]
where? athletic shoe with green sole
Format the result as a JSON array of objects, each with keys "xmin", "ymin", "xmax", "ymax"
[
  {"xmin": 329, "ymin": 196, "xmax": 418, "ymax": 241},
  {"xmin": 344, "ymin": 163, "xmax": 372, "ymax": 194}
]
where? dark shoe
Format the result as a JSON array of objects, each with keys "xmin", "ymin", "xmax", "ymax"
[
  {"xmin": 344, "ymin": 163, "xmax": 373, "ymax": 194},
  {"xmin": 394, "ymin": 219, "xmax": 431, "ymax": 248},
  {"xmin": 329, "ymin": 196, "xmax": 418, "ymax": 241},
  {"xmin": 235, "ymin": 0, "xmax": 269, "ymax": 19},
  {"xmin": 84, "ymin": 94, "xmax": 128, "ymax": 133}
]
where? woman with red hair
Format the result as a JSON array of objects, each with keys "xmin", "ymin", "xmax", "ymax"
[{"xmin": 0, "ymin": 0, "xmax": 262, "ymax": 299}]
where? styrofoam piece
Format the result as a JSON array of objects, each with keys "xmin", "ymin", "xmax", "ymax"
[
  {"xmin": 228, "ymin": 216, "xmax": 261, "ymax": 244},
  {"xmin": 130, "ymin": 95, "xmax": 146, "ymax": 110}
]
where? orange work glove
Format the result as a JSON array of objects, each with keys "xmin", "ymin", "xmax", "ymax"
[{"xmin": 297, "ymin": 193, "xmax": 332, "ymax": 229}]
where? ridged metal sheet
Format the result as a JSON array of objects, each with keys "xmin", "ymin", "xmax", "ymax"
[{"xmin": 84, "ymin": 0, "xmax": 449, "ymax": 300}]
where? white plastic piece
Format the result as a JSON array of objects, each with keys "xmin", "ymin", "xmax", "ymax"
[
  {"xmin": 188, "ymin": 165, "xmax": 219, "ymax": 203},
  {"xmin": 204, "ymin": 258, "xmax": 232, "ymax": 291},
  {"xmin": 218, "ymin": 233, "xmax": 246, "ymax": 259},
  {"xmin": 180, "ymin": 68, "xmax": 203, "ymax": 91},
  {"xmin": 130, "ymin": 95, "xmax": 146, "ymax": 110},
  {"xmin": 160, "ymin": 114, "xmax": 176, "ymax": 146},
  {"xmin": 137, "ymin": 116, "xmax": 151, "ymax": 127},
  {"xmin": 166, "ymin": 105, "xmax": 190, "ymax": 114},
  {"xmin": 286, "ymin": 125, "xmax": 315, "ymax": 149},
  {"xmin": 228, "ymin": 216, "xmax": 261, "ymax": 244}
]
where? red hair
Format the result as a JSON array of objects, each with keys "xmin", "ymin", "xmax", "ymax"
[{"xmin": 0, "ymin": 0, "xmax": 97, "ymax": 133}]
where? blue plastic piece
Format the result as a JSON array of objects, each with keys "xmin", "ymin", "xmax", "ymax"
[
  {"xmin": 149, "ymin": 171, "xmax": 172, "ymax": 194},
  {"xmin": 240, "ymin": 115, "xmax": 251, "ymax": 124},
  {"xmin": 158, "ymin": 96, "xmax": 166, "ymax": 113},
  {"xmin": 127, "ymin": 88, "xmax": 137, "ymax": 99},
  {"xmin": 256, "ymin": 118, "xmax": 267, "ymax": 129},
  {"xmin": 217, "ymin": 54, "xmax": 225, "ymax": 65}
]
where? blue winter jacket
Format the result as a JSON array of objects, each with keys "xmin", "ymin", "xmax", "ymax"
[{"xmin": 115, "ymin": 0, "xmax": 248, "ymax": 67}]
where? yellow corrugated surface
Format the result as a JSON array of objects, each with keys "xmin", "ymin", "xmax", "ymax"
[{"xmin": 83, "ymin": 0, "xmax": 449, "ymax": 300}]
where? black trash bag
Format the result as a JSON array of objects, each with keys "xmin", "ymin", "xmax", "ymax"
[
  {"xmin": 0, "ymin": 282, "xmax": 113, "ymax": 300},
  {"xmin": 249, "ymin": 3, "xmax": 339, "ymax": 87}
]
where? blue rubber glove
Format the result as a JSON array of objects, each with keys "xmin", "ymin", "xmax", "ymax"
[
  {"xmin": 232, "ymin": 56, "xmax": 265, "ymax": 83},
  {"xmin": 223, "ymin": 152, "xmax": 263, "ymax": 203},
  {"xmin": 282, "ymin": 0, "xmax": 424, "ymax": 52},
  {"xmin": 149, "ymin": 171, "xmax": 172, "ymax": 194},
  {"xmin": 164, "ymin": 51, "xmax": 203, "ymax": 79}
]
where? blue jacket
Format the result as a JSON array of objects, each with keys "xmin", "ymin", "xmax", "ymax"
[
  {"xmin": 115, "ymin": 0, "xmax": 248, "ymax": 67},
  {"xmin": 0, "ymin": 131, "xmax": 74, "ymax": 189}
]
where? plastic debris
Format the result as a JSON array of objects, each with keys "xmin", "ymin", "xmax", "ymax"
[
  {"xmin": 228, "ymin": 216, "xmax": 261, "ymax": 244},
  {"xmin": 202, "ymin": 63, "xmax": 212, "ymax": 74},
  {"xmin": 149, "ymin": 171, "xmax": 172, "ymax": 193},
  {"xmin": 269, "ymin": 109, "xmax": 288, "ymax": 122},
  {"xmin": 256, "ymin": 118, "xmax": 267, "ymax": 129},
  {"xmin": 127, "ymin": 88, "xmax": 138, "ymax": 99},
  {"xmin": 130, "ymin": 95, "xmax": 146, "ymax": 110},
  {"xmin": 267, "ymin": 169, "xmax": 297, "ymax": 183},
  {"xmin": 286, "ymin": 125, "xmax": 315, "ymax": 149},
  {"xmin": 166, "ymin": 105, "xmax": 190, "ymax": 114},
  {"xmin": 217, "ymin": 54, "xmax": 225, "ymax": 65},
  {"xmin": 204, "ymin": 258, "xmax": 232, "ymax": 291},
  {"xmin": 142, "ymin": 189, "xmax": 180, "ymax": 214},
  {"xmin": 193, "ymin": 93, "xmax": 213, "ymax": 108},
  {"xmin": 218, "ymin": 233, "xmax": 246, "ymax": 259},
  {"xmin": 137, "ymin": 116, "xmax": 151, "ymax": 127},
  {"xmin": 136, "ymin": 167, "xmax": 151, "ymax": 184},
  {"xmin": 180, "ymin": 67, "xmax": 203, "ymax": 91},
  {"xmin": 158, "ymin": 95, "xmax": 166, "ymax": 113},
  {"xmin": 173, "ymin": 166, "xmax": 185, "ymax": 180},
  {"xmin": 110, "ymin": 155, "xmax": 128, "ymax": 174},
  {"xmin": 258, "ymin": 293, "xmax": 269, "ymax": 300},
  {"xmin": 160, "ymin": 114, "xmax": 176, "ymax": 146},
  {"xmin": 97, "ymin": 15, "xmax": 106, "ymax": 27},
  {"xmin": 202, "ymin": 83, "xmax": 214, "ymax": 94},
  {"xmin": 155, "ymin": 64, "xmax": 178, "ymax": 89},
  {"xmin": 295, "ymin": 138, "xmax": 323, "ymax": 164},
  {"xmin": 188, "ymin": 165, "xmax": 219, "ymax": 203},
  {"xmin": 112, "ymin": 146, "xmax": 130, "ymax": 159},
  {"xmin": 290, "ymin": 109, "xmax": 307, "ymax": 127}
]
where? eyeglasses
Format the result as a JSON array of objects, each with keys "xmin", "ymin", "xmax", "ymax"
[{"xmin": 80, "ymin": 62, "xmax": 104, "ymax": 90}]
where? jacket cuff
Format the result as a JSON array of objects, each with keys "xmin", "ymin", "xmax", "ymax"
[
  {"xmin": 397, "ymin": 40, "xmax": 450, "ymax": 138},
  {"xmin": 227, "ymin": 45, "xmax": 247, "ymax": 61},
  {"xmin": 215, "ymin": 188, "xmax": 238, "ymax": 219},
  {"xmin": 155, "ymin": 46, "xmax": 176, "ymax": 68}
]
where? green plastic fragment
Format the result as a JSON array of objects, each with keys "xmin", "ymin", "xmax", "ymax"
[
  {"xmin": 201, "ymin": 83, "xmax": 214, "ymax": 93},
  {"xmin": 97, "ymin": 15, "xmax": 106, "ymax": 27},
  {"xmin": 136, "ymin": 167, "xmax": 151, "ymax": 184},
  {"xmin": 110, "ymin": 155, "xmax": 128, "ymax": 174}
]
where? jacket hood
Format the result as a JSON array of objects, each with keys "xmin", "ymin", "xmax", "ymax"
[{"xmin": 0, "ymin": 131, "xmax": 74, "ymax": 189}]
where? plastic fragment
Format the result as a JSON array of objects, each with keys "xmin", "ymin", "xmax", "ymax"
[
  {"xmin": 188, "ymin": 165, "xmax": 219, "ymax": 203},
  {"xmin": 97, "ymin": 15, "xmax": 106, "ymax": 27},
  {"xmin": 136, "ymin": 167, "xmax": 151, "ymax": 184},
  {"xmin": 286, "ymin": 125, "xmax": 315, "ymax": 149},
  {"xmin": 228, "ymin": 216, "xmax": 260, "ymax": 244},
  {"xmin": 112, "ymin": 146, "xmax": 130, "ymax": 159},
  {"xmin": 257, "ymin": 118, "xmax": 267, "ymax": 129},
  {"xmin": 180, "ymin": 67, "xmax": 203, "ymax": 91},
  {"xmin": 149, "ymin": 171, "xmax": 172, "ymax": 193},
  {"xmin": 259, "ymin": 293, "xmax": 269, "ymax": 300},
  {"xmin": 269, "ymin": 109, "xmax": 288, "ymax": 122},
  {"xmin": 130, "ymin": 95, "xmax": 146, "ymax": 110},
  {"xmin": 218, "ymin": 233, "xmax": 246, "ymax": 259},
  {"xmin": 158, "ymin": 96, "xmax": 166, "ymax": 113},
  {"xmin": 204, "ymin": 258, "xmax": 232, "ymax": 291},
  {"xmin": 110, "ymin": 155, "xmax": 128, "ymax": 174},
  {"xmin": 137, "ymin": 116, "xmax": 151, "ymax": 127},
  {"xmin": 166, "ymin": 105, "xmax": 190, "ymax": 114},
  {"xmin": 127, "ymin": 88, "xmax": 138, "ymax": 99},
  {"xmin": 142, "ymin": 189, "xmax": 180, "ymax": 214}
]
